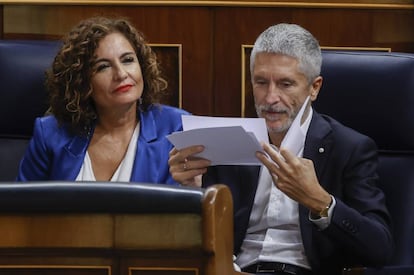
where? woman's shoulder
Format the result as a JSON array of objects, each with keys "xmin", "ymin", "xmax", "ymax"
[
  {"xmin": 149, "ymin": 104, "xmax": 190, "ymax": 115},
  {"xmin": 141, "ymin": 104, "xmax": 190, "ymax": 132},
  {"xmin": 34, "ymin": 115, "xmax": 74, "ymax": 139},
  {"xmin": 35, "ymin": 115, "xmax": 59, "ymax": 129},
  {"xmin": 146, "ymin": 104, "xmax": 190, "ymax": 120}
]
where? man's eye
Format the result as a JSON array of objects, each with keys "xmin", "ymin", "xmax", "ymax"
[
  {"xmin": 255, "ymin": 80, "xmax": 267, "ymax": 85},
  {"xmin": 280, "ymin": 82, "xmax": 292, "ymax": 88}
]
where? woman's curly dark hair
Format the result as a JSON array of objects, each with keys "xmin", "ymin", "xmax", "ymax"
[{"xmin": 46, "ymin": 16, "xmax": 167, "ymax": 135}]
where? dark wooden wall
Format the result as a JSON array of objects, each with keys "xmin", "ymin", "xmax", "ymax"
[{"xmin": 1, "ymin": 3, "xmax": 413, "ymax": 117}]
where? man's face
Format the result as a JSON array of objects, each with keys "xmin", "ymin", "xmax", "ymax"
[{"xmin": 252, "ymin": 52, "xmax": 321, "ymax": 136}]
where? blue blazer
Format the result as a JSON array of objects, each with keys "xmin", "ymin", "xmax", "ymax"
[
  {"xmin": 17, "ymin": 104, "xmax": 189, "ymax": 185},
  {"xmin": 203, "ymin": 111, "xmax": 393, "ymax": 275}
]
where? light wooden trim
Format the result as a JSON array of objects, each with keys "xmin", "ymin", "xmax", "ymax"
[
  {"xmin": 241, "ymin": 45, "xmax": 392, "ymax": 117},
  {"xmin": 0, "ymin": 214, "xmax": 114, "ymax": 248},
  {"xmin": 0, "ymin": 213, "xmax": 200, "ymax": 249},
  {"xmin": 202, "ymin": 184, "xmax": 235, "ymax": 275},
  {"xmin": 322, "ymin": 46, "xmax": 391, "ymax": 52},
  {"xmin": 0, "ymin": 265, "xmax": 112, "ymax": 274},
  {"xmin": 1, "ymin": 0, "xmax": 413, "ymax": 9},
  {"xmin": 129, "ymin": 266, "xmax": 199, "ymax": 275},
  {"xmin": 241, "ymin": 45, "xmax": 250, "ymax": 119}
]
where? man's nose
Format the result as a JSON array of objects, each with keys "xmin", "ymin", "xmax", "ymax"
[{"xmin": 265, "ymin": 83, "xmax": 281, "ymax": 103}]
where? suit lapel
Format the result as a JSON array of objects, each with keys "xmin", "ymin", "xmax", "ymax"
[
  {"xmin": 300, "ymin": 111, "xmax": 334, "ymax": 269},
  {"xmin": 59, "ymin": 133, "xmax": 91, "ymax": 180},
  {"xmin": 303, "ymin": 112, "xmax": 334, "ymax": 184},
  {"xmin": 130, "ymin": 109, "xmax": 158, "ymax": 182}
]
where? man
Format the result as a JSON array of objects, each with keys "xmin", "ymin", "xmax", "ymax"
[{"xmin": 168, "ymin": 23, "xmax": 393, "ymax": 275}]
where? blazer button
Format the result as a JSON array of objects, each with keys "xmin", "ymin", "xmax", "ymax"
[{"xmin": 342, "ymin": 220, "xmax": 357, "ymax": 234}]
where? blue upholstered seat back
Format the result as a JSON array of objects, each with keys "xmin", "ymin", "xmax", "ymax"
[
  {"xmin": 0, "ymin": 40, "xmax": 61, "ymax": 137},
  {"xmin": 0, "ymin": 182, "xmax": 204, "ymax": 214},
  {"xmin": 315, "ymin": 51, "xmax": 414, "ymax": 266},
  {"xmin": 316, "ymin": 51, "xmax": 414, "ymax": 151},
  {"xmin": 0, "ymin": 40, "xmax": 60, "ymax": 181}
]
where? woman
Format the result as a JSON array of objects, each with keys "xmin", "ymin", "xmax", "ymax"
[{"xmin": 17, "ymin": 16, "xmax": 189, "ymax": 184}]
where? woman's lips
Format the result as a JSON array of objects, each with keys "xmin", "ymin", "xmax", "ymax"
[{"xmin": 114, "ymin": 84, "xmax": 133, "ymax": 93}]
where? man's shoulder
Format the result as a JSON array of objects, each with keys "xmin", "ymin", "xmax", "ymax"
[
  {"xmin": 316, "ymin": 112, "xmax": 371, "ymax": 137},
  {"xmin": 314, "ymin": 112, "xmax": 376, "ymax": 148}
]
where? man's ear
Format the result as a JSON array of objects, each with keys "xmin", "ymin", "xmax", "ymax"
[{"xmin": 310, "ymin": 76, "xmax": 323, "ymax": 101}]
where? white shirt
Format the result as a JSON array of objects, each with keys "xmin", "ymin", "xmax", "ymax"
[
  {"xmin": 76, "ymin": 122, "xmax": 140, "ymax": 182},
  {"xmin": 236, "ymin": 97, "xmax": 336, "ymax": 270}
]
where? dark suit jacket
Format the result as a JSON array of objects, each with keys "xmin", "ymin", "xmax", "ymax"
[
  {"xmin": 17, "ymin": 104, "xmax": 189, "ymax": 185},
  {"xmin": 203, "ymin": 111, "xmax": 393, "ymax": 275}
]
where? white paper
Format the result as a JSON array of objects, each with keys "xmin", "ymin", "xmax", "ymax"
[
  {"xmin": 280, "ymin": 96, "xmax": 310, "ymax": 155},
  {"xmin": 167, "ymin": 116, "xmax": 269, "ymax": 166},
  {"xmin": 182, "ymin": 115, "xmax": 269, "ymax": 144}
]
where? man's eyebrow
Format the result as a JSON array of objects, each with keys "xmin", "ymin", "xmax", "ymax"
[{"xmin": 279, "ymin": 77, "xmax": 295, "ymax": 82}]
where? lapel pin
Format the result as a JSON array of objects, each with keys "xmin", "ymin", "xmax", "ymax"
[{"xmin": 319, "ymin": 147, "xmax": 325, "ymax": 153}]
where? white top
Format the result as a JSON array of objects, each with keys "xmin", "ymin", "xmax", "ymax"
[
  {"xmin": 236, "ymin": 104, "xmax": 313, "ymax": 269},
  {"xmin": 236, "ymin": 99, "xmax": 336, "ymax": 270},
  {"xmin": 76, "ymin": 122, "xmax": 140, "ymax": 182}
]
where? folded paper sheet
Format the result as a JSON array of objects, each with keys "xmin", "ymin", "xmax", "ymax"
[
  {"xmin": 181, "ymin": 115, "xmax": 269, "ymax": 144},
  {"xmin": 167, "ymin": 116, "xmax": 268, "ymax": 165}
]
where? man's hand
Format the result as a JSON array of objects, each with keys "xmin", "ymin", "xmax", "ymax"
[
  {"xmin": 168, "ymin": 145, "xmax": 211, "ymax": 187},
  {"xmin": 256, "ymin": 143, "xmax": 332, "ymax": 214}
]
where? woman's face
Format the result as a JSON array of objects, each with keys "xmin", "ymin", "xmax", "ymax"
[{"xmin": 90, "ymin": 32, "xmax": 143, "ymax": 113}]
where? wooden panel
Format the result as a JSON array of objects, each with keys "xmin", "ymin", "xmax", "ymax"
[
  {"xmin": 1, "ymin": 4, "xmax": 413, "ymax": 118},
  {"xmin": 120, "ymin": 252, "xmax": 204, "ymax": 275},
  {"xmin": 0, "ymin": 0, "xmax": 414, "ymax": 8},
  {"xmin": 213, "ymin": 7, "xmax": 295, "ymax": 117},
  {"xmin": 240, "ymin": 45, "xmax": 392, "ymax": 118},
  {"xmin": 2, "ymin": 5, "xmax": 214, "ymax": 116},
  {"xmin": 130, "ymin": 269, "xmax": 197, "ymax": 275},
  {"xmin": 0, "ymin": 215, "xmax": 113, "ymax": 248},
  {"xmin": 0, "ymin": 255, "xmax": 116, "ymax": 266},
  {"xmin": 0, "ymin": 6, "xmax": 2, "ymax": 39},
  {"xmin": 0, "ymin": 184, "xmax": 238, "ymax": 275},
  {"xmin": 151, "ymin": 44, "xmax": 182, "ymax": 108},
  {"xmin": 114, "ymin": 214, "xmax": 202, "ymax": 249},
  {"xmin": 212, "ymin": 6, "xmax": 414, "ymax": 117},
  {"xmin": 0, "ymin": 265, "xmax": 110, "ymax": 275}
]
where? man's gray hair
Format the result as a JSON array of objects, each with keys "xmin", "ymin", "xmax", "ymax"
[{"xmin": 250, "ymin": 23, "xmax": 322, "ymax": 83}]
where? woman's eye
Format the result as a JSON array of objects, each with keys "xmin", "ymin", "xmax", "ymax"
[
  {"xmin": 122, "ymin": 56, "xmax": 135, "ymax": 64},
  {"xmin": 95, "ymin": 63, "xmax": 110, "ymax": 72}
]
